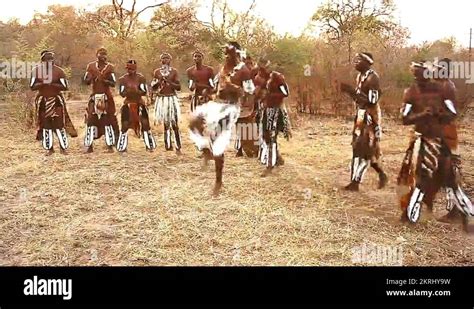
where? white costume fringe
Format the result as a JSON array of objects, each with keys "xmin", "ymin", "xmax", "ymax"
[
  {"xmin": 154, "ymin": 95, "xmax": 180, "ymax": 125},
  {"xmin": 189, "ymin": 101, "xmax": 240, "ymax": 157}
]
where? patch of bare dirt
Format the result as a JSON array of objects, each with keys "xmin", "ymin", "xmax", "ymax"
[{"xmin": 0, "ymin": 96, "xmax": 472, "ymax": 266}]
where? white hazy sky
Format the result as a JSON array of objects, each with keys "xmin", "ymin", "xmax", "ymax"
[{"xmin": 1, "ymin": 0, "xmax": 472, "ymax": 47}]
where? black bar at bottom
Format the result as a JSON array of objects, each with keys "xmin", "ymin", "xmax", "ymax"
[{"xmin": 0, "ymin": 267, "xmax": 472, "ymax": 306}]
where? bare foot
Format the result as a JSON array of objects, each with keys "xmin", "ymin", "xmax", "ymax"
[
  {"xmin": 438, "ymin": 209, "xmax": 464, "ymax": 224},
  {"xmin": 399, "ymin": 211, "xmax": 416, "ymax": 225},
  {"xmin": 212, "ymin": 182, "xmax": 222, "ymax": 197},
  {"xmin": 201, "ymin": 159, "xmax": 209, "ymax": 171},
  {"xmin": 344, "ymin": 181, "xmax": 359, "ymax": 192},
  {"xmin": 463, "ymin": 216, "xmax": 474, "ymax": 233},
  {"xmin": 378, "ymin": 172, "xmax": 388, "ymax": 189},
  {"xmin": 276, "ymin": 155, "xmax": 285, "ymax": 166},
  {"xmin": 261, "ymin": 168, "xmax": 273, "ymax": 178}
]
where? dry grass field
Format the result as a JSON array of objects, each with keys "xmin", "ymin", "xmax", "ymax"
[{"xmin": 0, "ymin": 95, "xmax": 473, "ymax": 266}]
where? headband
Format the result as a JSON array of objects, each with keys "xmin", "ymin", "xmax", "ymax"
[
  {"xmin": 410, "ymin": 61, "xmax": 428, "ymax": 69},
  {"xmin": 40, "ymin": 50, "xmax": 54, "ymax": 60},
  {"xmin": 160, "ymin": 53, "xmax": 172, "ymax": 60},
  {"xmin": 126, "ymin": 60, "xmax": 137, "ymax": 70},
  {"xmin": 357, "ymin": 53, "xmax": 374, "ymax": 65},
  {"xmin": 96, "ymin": 48, "xmax": 107, "ymax": 55}
]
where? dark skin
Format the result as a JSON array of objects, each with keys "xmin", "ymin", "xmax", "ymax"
[
  {"xmin": 152, "ymin": 56, "xmax": 181, "ymax": 96},
  {"xmin": 253, "ymin": 61, "xmax": 271, "ymax": 101},
  {"xmin": 264, "ymin": 72, "xmax": 289, "ymax": 108},
  {"xmin": 340, "ymin": 55, "xmax": 381, "ymax": 109},
  {"xmin": 244, "ymin": 57, "xmax": 254, "ymax": 71},
  {"xmin": 30, "ymin": 53, "xmax": 69, "ymax": 155},
  {"xmin": 30, "ymin": 53, "xmax": 68, "ymax": 95},
  {"xmin": 259, "ymin": 71, "xmax": 290, "ymax": 176},
  {"xmin": 120, "ymin": 67, "xmax": 147, "ymax": 100},
  {"xmin": 216, "ymin": 46, "xmax": 252, "ymax": 102},
  {"xmin": 433, "ymin": 64, "xmax": 457, "ymax": 137},
  {"xmin": 189, "ymin": 45, "xmax": 251, "ymax": 196},
  {"xmin": 186, "ymin": 53, "xmax": 215, "ymax": 96},
  {"xmin": 399, "ymin": 66, "xmax": 457, "ymax": 219},
  {"xmin": 83, "ymin": 51, "xmax": 116, "ymax": 116},
  {"xmin": 118, "ymin": 67, "xmax": 149, "ymax": 137},
  {"xmin": 84, "ymin": 51, "xmax": 115, "ymax": 89},
  {"xmin": 402, "ymin": 67, "xmax": 455, "ymax": 138},
  {"xmin": 340, "ymin": 54, "xmax": 386, "ymax": 190},
  {"xmin": 433, "ymin": 63, "xmax": 462, "ymax": 222},
  {"xmin": 83, "ymin": 50, "xmax": 120, "ymax": 153}
]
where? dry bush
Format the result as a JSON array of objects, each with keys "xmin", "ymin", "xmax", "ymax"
[{"xmin": 1, "ymin": 81, "xmax": 36, "ymax": 130}]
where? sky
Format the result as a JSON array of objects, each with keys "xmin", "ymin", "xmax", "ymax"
[{"xmin": 0, "ymin": 0, "xmax": 472, "ymax": 47}]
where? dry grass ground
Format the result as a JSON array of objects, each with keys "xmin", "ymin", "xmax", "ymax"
[{"xmin": 0, "ymin": 95, "xmax": 473, "ymax": 266}]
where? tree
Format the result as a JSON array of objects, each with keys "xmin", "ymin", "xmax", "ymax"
[
  {"xmin": 311, "ymin": 0, "xmax": 408, "ymax": 62},
  {"xmin": 268, "ymin": 36, "xmax": 313, "ymax": 78},
  {"xmin": 86, "ymin": 0, "xmax": 169, "ymax": 41},
  {"xmin": 14, "ymin": 5, "xmax": 106, "ymax": 84},
  {"xmin": 149, "ymin": 2, "xmax": 202, "ymax": 50},
  {"xmin": 198, "ymin": 0, "xmax": 278, "ymax": 60},
  {"xmin": 0, "ymin": 19, "xmax": 23, "ymax": 59}
]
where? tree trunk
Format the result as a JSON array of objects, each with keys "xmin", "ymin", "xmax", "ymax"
[{"xmin": 348, "ymin": 38, "xmax": 352, "ymax": 63}]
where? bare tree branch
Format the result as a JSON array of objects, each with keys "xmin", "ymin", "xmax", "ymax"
[{"xmin": 136, "ymin": 1, "xmax": 168, "ymax": 17}]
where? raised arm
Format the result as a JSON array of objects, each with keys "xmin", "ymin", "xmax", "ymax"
[
  {"xmin": 102, "ymin": 64, "xmax": 116, "ymax": 88},
  {"xmin": 150, "ymin": 69, "xmax": 159, "ymax": 89}
]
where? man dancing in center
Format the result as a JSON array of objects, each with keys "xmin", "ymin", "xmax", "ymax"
[{"xmin": 188, "ymin": 41, "xmax": 255, "ymax": 196}]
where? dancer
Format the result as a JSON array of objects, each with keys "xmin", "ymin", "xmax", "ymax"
[
  {"xmin": 433, "ymin": 58, "xmax": 465, "ymax": 223},
  {"xmin": 397, "ymin": 61, "xmax": 473, "ymax": 223},
  {"xmin": 188, "ymin": 42, "xmax": 255, "ymax": 196},
  {"xmin": 116, "ymin": 60, "xmax": 156, "ymax": 152},
  {"xmin": 152, "ymin": 53, "xmax": 182, "ymax": 154},
  {"xmin": 341, "ymin": 52, "xmax": 388, "ymax": 191},
  {"xmin": 30, "ymin": 50, "xmax": 72, "ymax": 155},
  {"xmin": 83, "ymin": 48, "xmax": 119, "ymax": 153},
  {"xmin": 257, "ymin": 68, "xmax": 291, "ymax": 176}
]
